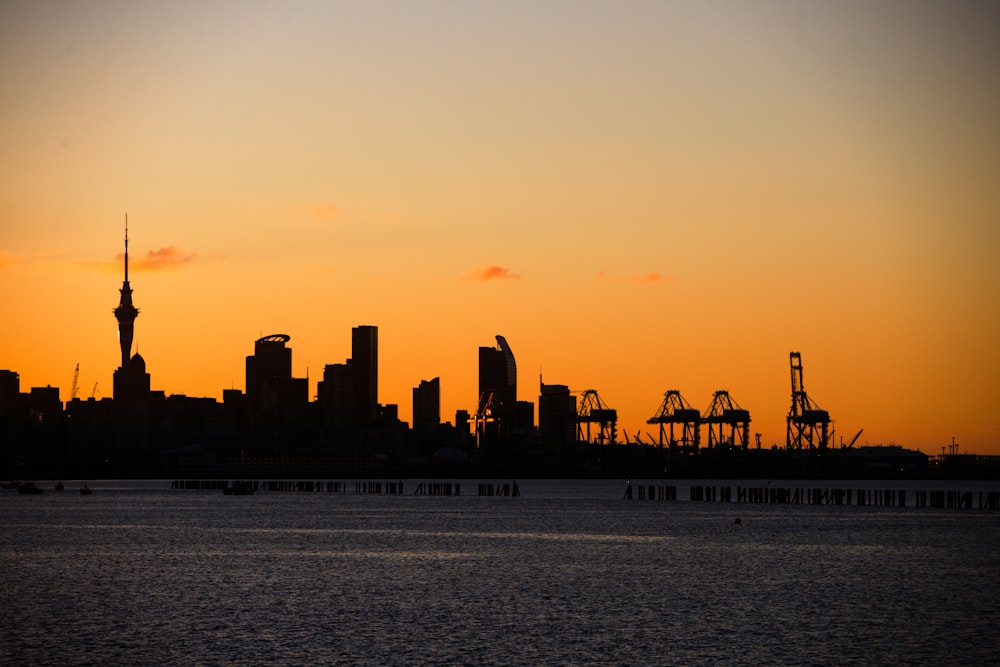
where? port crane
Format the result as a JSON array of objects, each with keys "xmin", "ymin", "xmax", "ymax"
[
  {"xmin": 702, "ymin": 390, "xmax": 751, "ymax": 450},
  {"xmin": 576, "ymin": 389, "xmax": 618, "ymax": 445},
  {"xmin": 842, "ymin": 428, "xmax": 864, "ymax": 449},
  {"xmin": 786, "ymin": 351, "xmax": 831, "ymax": 450},
  {"xmin": 647, "ymin": 390, "xmax": 701, "ymax": 451}
]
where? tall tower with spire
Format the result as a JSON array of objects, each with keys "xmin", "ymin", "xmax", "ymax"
[
  {"xmin": 112, "ymin": 216, "xmax": 150, "ymax": 400},
  {"xmin": 113, "ymin": 217, "xmax": 139, "ymax": 368}
]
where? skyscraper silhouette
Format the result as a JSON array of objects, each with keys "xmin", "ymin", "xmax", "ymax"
[
  {"xmin": 477, "ymin": 335, "xmax": 517, "ymax": 446},
  {"xmin": 317, "ymin": 362, "xmax": 353, "ymax": 427},
  {"xmin": 478, "ymin": 335, "xmax": 516, "ymax": 414},
  {"xmin": 245, "ymin": 334, "xmax": 307, "ymax": 420},
  {"xmin": 352, "ymin": 325, "xmax": 378, "ymax": 426},
  {"xmin": 412, "ymin": 377, "xmax": 440, "ymax": 430}
]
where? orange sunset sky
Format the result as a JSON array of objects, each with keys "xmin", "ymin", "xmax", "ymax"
[{"xmin": 2, "ymin": 1, "xmax": 998, "ymax": 455}]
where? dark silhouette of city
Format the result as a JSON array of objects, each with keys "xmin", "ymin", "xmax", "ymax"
[{"xmin": 1, "ymin": 228, "xmax": 996, "ymax": 482}]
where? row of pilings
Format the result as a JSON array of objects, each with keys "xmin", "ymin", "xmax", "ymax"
[
  {"xmin": 478, "ymin": 482, "xmax": 520, "ymax": 497},
  {"xmin": 170, "ymin": 479, "xmax": 520, "ymax": 497},
  {"xmin": 626, "ymin": 483, "xmax": 1000, "ymax": 510}
]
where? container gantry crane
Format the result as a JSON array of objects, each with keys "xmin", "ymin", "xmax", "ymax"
[
  {"xmin": 702, "ymin": 390, "xmax": 751, "ymax": 450},
  {"xmin": 786, "ymin": 351, "xmax": 831, "ymax": 450},
  {"xmin": 576, "ymin": 389, "xmax": 618, "ymax": 445},
  {"xmin": 647, "ymin": 390, "xmax": 701, "ymax": 451}
]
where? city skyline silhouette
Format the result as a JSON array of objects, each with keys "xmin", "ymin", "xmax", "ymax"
[
  {"xmin": 2, "ymin": 223, "xmax": 997, "ymax": 480},
  {"xmin": 1, "ymin": 221, "xmax": 994, "ymax": 467}
]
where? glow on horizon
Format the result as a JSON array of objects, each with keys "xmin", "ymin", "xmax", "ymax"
[{"xmin": 1, "ymin": 1, "xmax": 998, "ymax": 454}]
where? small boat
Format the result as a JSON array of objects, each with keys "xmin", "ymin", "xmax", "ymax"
[
  {"xmin": 17, "ymin": 482, "xmax": 44, "ymax": 495},
  {"xmin": 80, "ymin": 483, "xmax": 93, "ymax": 496},
  {"xmin": 55, "ymin": 481, "xmax": 65, "ymax": 491}
]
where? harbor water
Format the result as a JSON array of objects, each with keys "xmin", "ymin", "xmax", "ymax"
[{"xmin": 3, "ymin": 479, "xmax": 999, "ymax": 665}]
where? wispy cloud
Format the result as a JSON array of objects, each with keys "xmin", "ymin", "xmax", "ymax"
[
  {"xmin": 631, "ymin": 272, "xmax": 667, "ymax": 284},
  {"xmin": 122, "ymin": 246, "xmax": 199, "ymax": 271},
  {"xmin": 81, "ymin": 246, "xmax": 203, "ymax": 273},
  {"xmin": 466, "ymin": 265, "xmax": 521, "ymax": 282},
  {"xmin": 595, "ymin": 270, "xmax": 674, "ymax": 284},
  {"xmin": 0, "ymin": 251, "xmax": 19, "ymax": 269}
]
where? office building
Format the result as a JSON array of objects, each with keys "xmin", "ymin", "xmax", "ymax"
[
  {"xmin": 351, "ymin": 325, "xmax": 378, "ymax": 426},
  {"xmin": 412, "ymin": 377, "xmax": 440, "ymax": 430},
  {"xmin": 317, "ymin": 362, "xmax": 354, "ymax": 427},
  {"xmin": 539, "ymin": 381, "xmax": 577, "ymax": 445},
  {"xmin": 245, "ymin": 334, "xmax": 306, "ymax": 419},
  {"xmin": 477, "ymin": 335, "xmax": 517, "ymax": 446}
]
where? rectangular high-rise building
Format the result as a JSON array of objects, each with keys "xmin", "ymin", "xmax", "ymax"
[
  {"xmin": 245, "ymin": 334, "xmax": 297, "ymax": 419},
  {"xmin": 317, "ymin": 362, "xmax": 354, "ymax": 427},
  {"xmin": 351, "ymin": 325, "xmax": 378, "ymax": 426},
  {"xmin": 539, "ymin": 382, "xmax": 577, "ymax": 445},
  {"xmin": 412, "ymin": 377, "xmax": 440, "ymax": 431},
  {"xmin": 0, "ymin": 370, "xmax": 20, "ymax": 413}
]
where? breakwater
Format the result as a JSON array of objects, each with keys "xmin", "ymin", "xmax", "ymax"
[{"xmin": 626, "ymin": 483, "xmax": 1000, "ymax": 510}]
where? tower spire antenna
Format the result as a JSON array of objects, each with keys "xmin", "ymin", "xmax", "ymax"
[{"xmin": 124, "ymin": 213, "xmax": 129, "ymax": 283}]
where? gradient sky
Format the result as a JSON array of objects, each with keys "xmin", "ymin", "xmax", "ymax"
[{"xmin": 2, "ymin": 1, "xmax": 998, "ymax": 455}]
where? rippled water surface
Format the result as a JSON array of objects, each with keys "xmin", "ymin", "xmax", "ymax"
[{"xmin": 3, "ymin": 479, "xmax": 999, "ymax": 665}]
